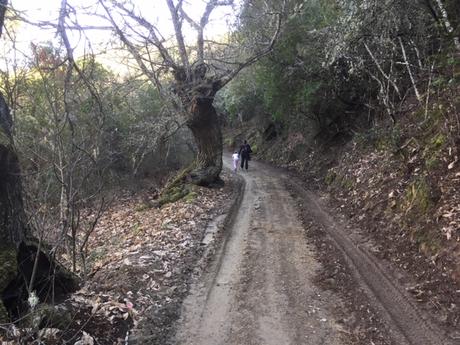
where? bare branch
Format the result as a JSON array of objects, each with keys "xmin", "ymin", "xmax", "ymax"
[
  {"xmin": 113, "ymin": 2, "xmax": 177, "ymax": 68},
  {"xmin": 179, "ymin": 6, "xmax": 199, "ymax": 31},
  {"xmin": 197, "ymin": 0, "xmax": 233, "ymax": 64},
  {"xmin": 165, "ymin": 0, "xmax": 190, "ymax": 73},
  {"xmin": 58, "ymin": 1, "xmax": 105, "ymax": 119},
  {"xmin": 219, "ymin": 0, "xmax": 285, "ymax": 89},
  {"xmin": 99, "ymin": 0, "xmax": 163, "ymax": 90},
  {"xmin": 398, "ymin": 37, "xmax": 421, "ymax": 102},
  {"xmin": 364, "ymin": 42, "xmax": 401, "ymax": 98},
  {"xmin": 7, "ymin": 8, "xmax": 112, "ymax": 31},
  {"xmin": 197, "ymin": 0, "xmax": 219, "ymax": 64},
  {"xmin": 433, "ymin": 0, "xmax": 460, "ymax": 51}
]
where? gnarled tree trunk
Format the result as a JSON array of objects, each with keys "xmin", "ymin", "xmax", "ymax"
[
  {"xmin": 187, "ymin": 96, "xmax": 223, "ymax": 186},
  {"xmin": 0, "ymin": 96, "xmax": 26, "ymax": 246},
  {"xmin": 170, "ymin": 66, "xmax": 224, "ymax": 187},
  {"xmin": 0, "ymin": 92, "xmax": 24, "ymax": 322}
]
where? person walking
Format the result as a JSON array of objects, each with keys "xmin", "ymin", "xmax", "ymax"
[
  {"xmin": 232, "ymin": 151, "xmax": 240, "ymax": 172},
  {"xmin": 238, "ymin": 140, "xmax": 252, "ymax": 171}
]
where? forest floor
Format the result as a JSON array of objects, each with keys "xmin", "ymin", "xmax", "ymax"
[
  {"xmin": 72, "ymin": 172, "xmax": 241, "ymax": 345},
  {"xmin": 0, "ymin": 172, "xmax": 241, "ymax": 345}
]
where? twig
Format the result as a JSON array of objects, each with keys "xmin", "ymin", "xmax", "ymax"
[
  {"xmin": 398, "ymin": 36, "xmax": 421, "ymax": 103},
  {"xmin": 364, "ymin": 42, "xmax": 401, "ymax": 98},
  {"xmin": 424, "ymin": 62, "xmax": 435, "ymax": 121}
]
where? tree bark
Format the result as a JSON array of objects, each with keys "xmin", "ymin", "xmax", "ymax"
[
  {"xmin": 0, "ymin": 94, "xmax": 26, "ymax": 246},
  {"xmin": 0, "ymin": 91, "xmax": 24, "ymax": 322},
  {"xmin": 436, "ymin": 0, "xmax": 460, "ymax": 50},
  {"xmin": 187, "ymin": 96, "xmax": 223, "ymax": 186},
  {"xmin": 170, "ymin": 65, "xmax": 224, "ymax": 187}
]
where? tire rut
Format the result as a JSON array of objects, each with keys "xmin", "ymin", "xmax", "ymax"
[{"xmin": 287, "ymin": 178, "xmax": 454, "ymax": 345}]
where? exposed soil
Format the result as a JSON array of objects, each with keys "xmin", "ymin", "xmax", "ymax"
[
  {"xmin": 320, "ymin": 143, "xmax": 460, "ymax": 337},
  {"xmin": 173, "ymin": 157, "xmax": 457, "ymax": 345},
  {"xmin": 174, "ymin": 158, "xmax": 346, "ymax": 345},
  {"xmin": 248, "ymin": 104, "xmax": 460, "ymax": 342}
]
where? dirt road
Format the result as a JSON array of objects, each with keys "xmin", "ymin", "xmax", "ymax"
[{"xmin": 173, "ymin": 158, "xmax": 454, "ymax": 345}]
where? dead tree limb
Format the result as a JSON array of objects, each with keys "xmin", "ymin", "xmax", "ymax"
[
  {"xmin": 364, "ymin": 42, "xmax": 401, "ymax": 98},
  {"xmin": 398, "ymin": 37, "xmax": 422, "ymax": 103}
]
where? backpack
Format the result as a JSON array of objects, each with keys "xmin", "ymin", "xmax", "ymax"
[{"xmin": 241, "ymin": 144, "xmax": 251, "ymax": 157}]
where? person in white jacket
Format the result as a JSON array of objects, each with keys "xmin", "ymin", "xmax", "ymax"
[{"xmin": 232, "ymin": 151, "xmax": 240, "ymax": 172}]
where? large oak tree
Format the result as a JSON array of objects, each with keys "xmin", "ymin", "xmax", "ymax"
[{"xmin": 99, "ymin": 0, "xmax": 284, "ymax": 185}]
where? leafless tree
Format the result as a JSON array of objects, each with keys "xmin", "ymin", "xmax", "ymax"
[{"xmin": 98, "ymin": 0, "xmax": 285, "ymax": 185}]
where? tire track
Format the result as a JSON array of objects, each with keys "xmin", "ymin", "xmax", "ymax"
[{"xmin": 287, "ymin": 178, "xmax": 454, "ymax": 345}]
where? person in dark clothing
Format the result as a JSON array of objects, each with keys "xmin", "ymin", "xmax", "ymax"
[{"xmin": 238, "ymin": 140, "xmax": 252, "ymax": 170}]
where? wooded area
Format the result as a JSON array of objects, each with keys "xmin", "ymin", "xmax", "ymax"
[{"xmin": 0, "ymin": 0, "xmax": 459, "ymax": 343}]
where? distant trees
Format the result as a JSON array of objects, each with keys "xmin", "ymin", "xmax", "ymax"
[
  {"xmin": 220, "ymin": 0, "xmax": 459, "ymax": 140},
  {"xmin": 7, "ymin": 44, "xmax": 187, "ymax": 273},
  {"xmin": 219, "ymin": 0, "xmax": 347, "ymax": 137}
]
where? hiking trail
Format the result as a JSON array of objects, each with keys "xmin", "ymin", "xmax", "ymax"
[{"xmin": 173, "ymin": 157, "xmax": 454, "ymax": 345}]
